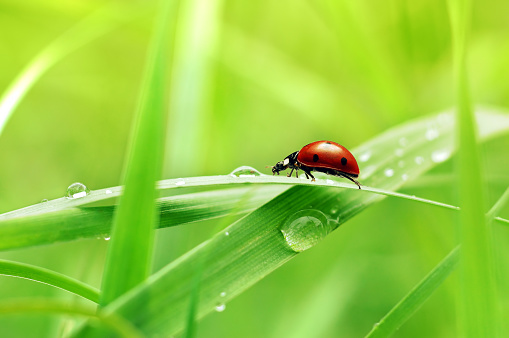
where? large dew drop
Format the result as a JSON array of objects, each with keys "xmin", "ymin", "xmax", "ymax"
[
  {"xmin": 229, "ymin": 166, "xmax": 262, "ymax": 177},
  {"xmin": 66, "ymin": 182, "xmax": 90, "ymax": 199},
  {"xmin": 280, "ymin": 210, "xmax": 331, "ymax": 252}
]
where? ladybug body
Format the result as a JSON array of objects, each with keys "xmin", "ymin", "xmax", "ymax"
[{"xmin": 272, "ymin": 140, "xmax": 361, "ymax": 189}]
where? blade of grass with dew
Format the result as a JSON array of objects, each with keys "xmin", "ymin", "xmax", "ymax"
[
  {"xmin": 448, "ymin": 1, "xmax": 500, "ymax": 336},
  {"xmin": 0, "ymin": 300, "xmax": 142, "ymax": 338},
  {"xmin": 73, "ymin": 108, "xmax": 509, "ymax": 336},
  {"xmin": 0, "ymin": 186, "xmax": 286, "ymax": 251},
  {"xmin": 0, "ymin": 2, "xmax": 148, "ymax": 137},
  {"xmin": 0, "ymin": 259, "xmax": 99, "ymax": 303},
  {"xmin": 99, "ymin": 0, "xmax": 179, "ymax": 307}
]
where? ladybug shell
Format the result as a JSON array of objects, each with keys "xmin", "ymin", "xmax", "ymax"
[{"xmin": 297, "ymin": 140, "xmax": 359, "ymax": 176}]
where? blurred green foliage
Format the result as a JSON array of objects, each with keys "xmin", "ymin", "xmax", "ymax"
[{"xmin": 1, "ymin": 0, "xmax": 509, "ymax": 337}]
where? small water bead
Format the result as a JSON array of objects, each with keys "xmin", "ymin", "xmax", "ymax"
[
  {"xmin": 425, "ymin": 128, "xmax": 439, "ymax": 141},
  {"xmin": 326, "ymin": 179, "xmax": 334, "ymax": 185},
  {"xmin": 280, "ymin": 209, "xmax": 331, "ymax": 252},
  {"xmin": 384, "ymin": 168, "xmax": 394, "ymax": 177},
  {"xmin": 66, "ymin": 182, "xmax": 90, "ymax": 199},
  {"xmin": 105, "ymin": 189, "xmax": 113, "ymax": 194},
  {"xmin": 175, "ymin": 179, "xmax": 186, "ymax": 186},
  {"xmin": 394, "ymin": 148, "xmax": 404, "ymax": 157},
  {"xmin": 398, "ymin": 137, "xmax": 408, "ymax": 147},
  {"xmin": 229, "ymin": 166, "xmax": 262, "ymax": 177},
  {"xmin": 414, "ymin": 156, "xmax": 425, "ymax": 165},
  {"xmin": 225, "ymin": 231, "xmax": 229, "ymax": 236},
  {"xmin": 220, "ymin": 292, "xmax": 226, "ymax": 297},
  {"xmin": 215, "ymin": 303, "xmax": 226, "ymax": 312},
  {"xmin": 104, "ymin": 237, "xmax": 111, "ymax": 241},
  {"xmin": 359, "ymin": 151, "xmax": 371, "ymax": 162},
  {"xmin": 431, "ymin": 149, "xmax": 451, "ymax": 163},
  {"xmin": 401, "ymin": 174, "xmax": 409, "ymax": 181},
  {"xmin": 41, "ymin": 199, "xmax": 49, "ymax": 203}
]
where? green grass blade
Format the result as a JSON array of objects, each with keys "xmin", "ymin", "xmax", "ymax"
[
  {"xmin": 365, "ymin": 247, "xmax": 460, "ymax": 338},
  {"xmin": 73, "ymin": 108, "xmax": 509, "ymax": 336},
  {"xmin": 100, "ymin": 0, "xmax": 179, "ymax": 306},
  {"xmin": 448, "ymin": 1, "xmax": 500, "ymax": 336},
  {"xmin": 0, "ymin": 259, "xmax": 99, "ymax": 303},
  {"xmin": 0, "ymin": 3, "xmax": 140, "ymax": 137},
  {"xmin": 0, "ymin": 300, "xmax": 142, "ymax": 338},
  {"xmin": 0, "ymin": 186, "xmax": 286, "ymax": 252}
]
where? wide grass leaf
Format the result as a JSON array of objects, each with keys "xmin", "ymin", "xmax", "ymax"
[{"xmin": 74, "ymin": 109, "xmax": 509, "ymax": 336}]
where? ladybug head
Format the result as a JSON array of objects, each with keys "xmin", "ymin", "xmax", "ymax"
[{"xmin": 272, "ymin": 151, "xmax": 299, "ymax": 175}]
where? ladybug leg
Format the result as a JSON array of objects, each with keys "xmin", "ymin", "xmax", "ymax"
[
  {"xmin": 304, "ymin": 172, "xmax": 309, "ymax": 179},
  {"xmin": 302, "ymin": 168, "xmax": 315, "ymax": 181},
  {"xmin": 287, "ymin": 168, "xmax": 295, "ymax": 177},
  {"xmin": 341, "ymin": 173, "xmax": 361, "ymax": 189},
  {"xmin": 295, "ymin": 169, "xmax": 299, "ymax": 178}
]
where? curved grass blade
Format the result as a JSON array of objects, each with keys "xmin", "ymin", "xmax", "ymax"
[
  {"xmin": 73, "ymin": 108, "xmax": 509, "ymax": 336},
  {"xmin": 0, "ymin": 3, "xmax": 145, "ymax": 137},
  {"xmin": 365, "ymin": 247, "xmax": 460, "ymax": 338},
  {"xmin": 99, "ymin": 0, "xmax": 180, "ymax": 307},
  {"xmin": 0, "ymin": 260, "xmax": 99, "ymax": 303},
  {"xmin": 0, "ymin": 186, "xmax": 287, "ymax": 252},
  {"xmin": 0, "ymin": 300, "xmax": 142, "ymax": 338}
]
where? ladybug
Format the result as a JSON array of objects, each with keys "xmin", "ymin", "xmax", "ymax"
[{"xmin": 271, "ymin": 140, "xmax": 361, "ymax": 189}]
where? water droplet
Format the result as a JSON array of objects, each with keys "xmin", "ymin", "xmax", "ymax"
[
  {"xmin": 397, "ymin": 160, "xmax": 405, "ymax": 168},
  {"xmin": 105, "ymin": 189, "xmax": 113, "ymax": 194},
  {"xmin": 431, "ymin": 149, "xmax": 451, "ymax": 163},
  {"xmin": 175, "ymin": 178, "xmax": 186, "ymax": 186},
  {"xmin": 280, "ymin": 210, "xmax": 331, "ymax": 252},
  {"xmin": 398, "ymin": 137, "xmax": 408, "ymax": 147},
  {"xmin": 326, "ymin": 179, "xmax": 334, "ymax": 185},
  {"xmin": 225, "ymin": 231, "xmax": 229, "ymax": 236},
  {"xmin": 41, "ymin": 199, "xmax": 49, "ymax": 203},
  {"xmin": 425, "ymin": 128, "xmax": 439, "ymax": 141},
  {"xmin": 414, "ymin": 156, "xmax": 424, "ymax": 165},
  {"xmin": 329, "ymin": 207, "xmax": 338, "ymax": 215},
  {"xmin": 66, "ymin": 183, "xmax": 90, "ymax": 199},
  {"xmin": 215, "ymin": 303, "xmax": 226, "ymax": 312},
  {"xmin": 220, "ymin": 292, "xmax": 226, "ymax": 297},
  {"xmin": 395, "ymin": 148, "xmax": 404, "ymax": 157},
  {"xmin": 229, "ymin": 166, "xmax": 262, "ymax": 177},
  {"xmin": 359, "ymin": 151, "xmax": 371, "ymax": 162},
  {"xmin": 104, "ymin": 237, "xmax": 111, "ymax": 241},
  {"xmin": 401, "ymin": 174, "xmax": 408, "ymax": 181},
  {"xmin": 384, "ymin": 168, "xmax": 394, "ymax": 177}
]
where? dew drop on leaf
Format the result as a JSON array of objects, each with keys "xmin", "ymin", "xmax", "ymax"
[
  {"xmin": 215, "ymin": 303, "xmax": 226, "ymax": 312},
  {"xmin": 384, "ymin": 168, "xmax": 394, "ymax": 177},
  {"xmin": 431, "ymin": 149, "xmax": 451, "ymax": 163},
  {"xmin": 175, "ymin": 178, "xmax": 186, "ymax": 186},
  {"xmin": 414, "ymin": 156, "xmax": 425, "ymax": 165},
  {"xmin": 359, "ymin": 151, "xmax": 371, "ymax": 162},
  {"xmin": 229, "ymin": 166, "xmax": 262, "ymax": 177},
  {"xmin": 66, "ymin": 183, "xmax": 90, "ymax": 199},
  {"xmin": 280, "ymin": 209, "xmax": 331, "ymax": 252}
]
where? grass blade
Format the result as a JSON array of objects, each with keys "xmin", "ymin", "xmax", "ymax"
[
  {"xmin": 365, "ymin": 247, "xmax": 460, "ymax": 338},
  {"xmin": 74, "ymin": 108, "xmax": 509, "ymax": 336},
  {"xmin": 0, "ymin": 259, "xmax": 99, "ymax": 303},
  {"xmin": 448, "ymin": 1, "xmax": 500, "ymax": 336},
  {"xmin": 0, "ymin": 186, "xmax": 286, "ymax": 252},
  {"xmin": 99, "ymin": 0, "xmax": 179, "ymax": 306},
  {"xmin": 0, "ymin": 3, "xmax": 141, "ymax": 137},
  {"xmin": 0, "ymin": 300, "xmax": 142, "ymax": 338}
]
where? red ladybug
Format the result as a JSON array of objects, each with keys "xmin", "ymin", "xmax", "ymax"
[{"xmin": 272, "ymin": 140, "xmax": 361, "ymax": 189}]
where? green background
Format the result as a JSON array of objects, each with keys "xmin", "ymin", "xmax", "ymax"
[{"xmin": 1, "ymin": 0, "xmax": 508, "ymax": 336}]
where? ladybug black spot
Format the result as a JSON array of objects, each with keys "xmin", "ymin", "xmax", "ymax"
[
  {"xmin": 313, "ymin": 154, "xmax": 319, "ymax": 162},
  {"xmin": 341, "ymin": 157, "xmax": 347, "ymax": 165}
]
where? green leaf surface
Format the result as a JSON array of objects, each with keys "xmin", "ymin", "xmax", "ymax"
[
  {"xmin": 0, "ymin": 186, "xmax": 287, "ymax": 251},
  {"xmin": 0, "ymin": 260, "xmax": 99, "ymax": 303},
  {"xmin": 74, "ymin": 109, "xmax": 509, "ymax": 336},
  {"xmin": 99, "ymin": 0, "xmax": 179, "ymax": 306}
]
